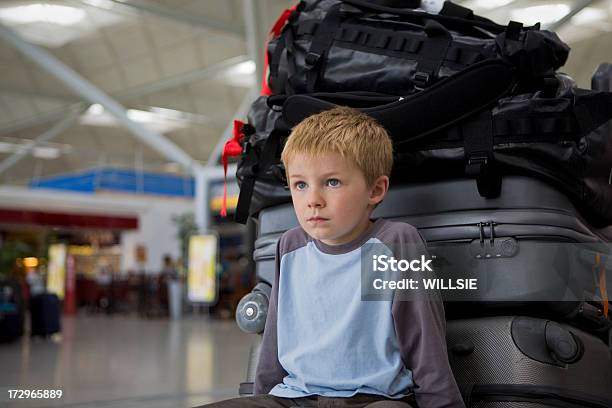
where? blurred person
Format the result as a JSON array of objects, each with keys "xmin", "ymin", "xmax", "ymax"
[
  {"xmin": 25, "ymin": 266, "xmax": 45, "ymax": 298},
  {"xmin": 95, "ymin": 258, "xmax": 113, "ymax": 312},
  {"xmin": 161, "ymin": 254, "xmax": 178, "ymax": 280},
  {"xmin": 95, "ymin": 258, "xmax": 113, "ymax": 287}
]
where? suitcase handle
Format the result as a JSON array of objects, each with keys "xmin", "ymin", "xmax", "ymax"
[{"xmin": 462, "ymin": 384, "xmax": 612, "ymax": 408}]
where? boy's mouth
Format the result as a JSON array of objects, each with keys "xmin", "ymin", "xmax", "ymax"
[{"xmin": 308, "ymin": 216, "xmax": 329, "ymax": 222}]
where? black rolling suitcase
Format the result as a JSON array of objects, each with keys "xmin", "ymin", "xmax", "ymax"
[
  {"xmin": 30, "ymin": 293, "xmax": 61, "ymax": 337},
  {"xmin": 446, "ymin": 316, "xmax": 612, "ymax": 408},
  {"xmin": 0, "ymin": 280, "xmax": 25, "ymax": 342},
  {"xmin": 0, "ymin": 304, "xmax": 23, "ymax": 342}
]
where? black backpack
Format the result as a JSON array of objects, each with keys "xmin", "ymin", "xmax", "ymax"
[
  {"xmin": 266, "ymin": 0, "xmax": 569, "ymax": 95},
  {"xmin": 224, "ymin": 1, "xmax": 611, "ymax": 226}
]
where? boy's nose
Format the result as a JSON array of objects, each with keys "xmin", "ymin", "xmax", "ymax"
[{"xmin": 307, "ymin": 189, "xmax": 325, "ymax": 208}]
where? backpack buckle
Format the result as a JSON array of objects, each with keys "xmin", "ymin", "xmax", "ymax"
[
  {"xmin": 466, "ymin": 152, "xmax": 488, "ymax": 176},
  {"xmin": 412, "ymin": 71, "xmax": 431, "ymax": 90},
  {"xmin": 305, "ymin": 52, "xmax": 321, "ymax": 69}
]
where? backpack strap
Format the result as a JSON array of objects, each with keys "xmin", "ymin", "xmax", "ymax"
[
  {"xmin": 305, "ymin": 3, "xmax": 342, "ymax": 93},
  {"xmin": 439, "ymin": 2, "xmax": 473, "ymax": 19},
  {"xmin": 412, "ymin": 20, "xmax": 453, "ymax": 90},
  {"xmin": 284, "ymin": 59, "xmax": 517, "ymax": 140},
  {"xmin": 234, "ymin": 129, "xmax": 285, "ymax": 224},
  {"xmin": 463, "ymin": 112, "xmax": 501, "ymax": 198}
]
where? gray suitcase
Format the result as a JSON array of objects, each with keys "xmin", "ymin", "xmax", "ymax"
[
  {"xmin": 447, "ymin": 316, "xmax": 612, "ymax": 408},
  {"xmin": 237, "ymin": 177, "xmax": 612, "ymax": 399},
  {"xmin": 251, "ymin": 176, "xmax": 611, "ymax": 334}
]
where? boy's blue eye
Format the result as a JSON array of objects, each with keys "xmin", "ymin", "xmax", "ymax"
[
  {"xmin": 294, "ymin": 181, "xmax": 307, "ymax": 190},
  {"xmin": 326, "ymin": 178, "xmax": 340, "ymax": 187}
]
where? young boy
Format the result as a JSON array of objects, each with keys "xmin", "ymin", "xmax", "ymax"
[{"xmin": 200, "ymin": 107, "xmax": 464, "ymax": 408}]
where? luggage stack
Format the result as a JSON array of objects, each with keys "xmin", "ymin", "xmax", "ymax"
[
  {"xmin": 30, "ymin": 293, "xmax": 61, "ymax": 338},
  {"xmin": 228, "ymin": 1, "xmax": 612, "ymax": 406}
]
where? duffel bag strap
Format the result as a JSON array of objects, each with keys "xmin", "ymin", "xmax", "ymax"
[
  {"xmin": 234, "ymin": 129, "xmax": 285, "ymax": 224},
  {"xmin": 439, "ymin": 2, "xmax": 473, "ymax": 19},
  {"xmin": 284, "ymin": 60, "xmax": 517, "ymax": 142},
  {"xmin": 413, "ymin": 20, "xmax": 452, "ymax": 90},
  {"xmin": 463, "ymin": 112, "xmax": 502, "ymax": 198},
  {"xmin": 222, "ymin": 120, "xmax": 246, "ymax": 218},
  {"xmin": 305, "ymin": 3, "xmax": 342, "ymax": 93},
  {"xmin": 235, "ymin": 174, "xmax": 256, "ymax": 224}
]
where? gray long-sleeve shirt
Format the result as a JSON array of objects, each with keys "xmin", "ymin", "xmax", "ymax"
[{"xmin": 254, "ymin": 218, "xmax": 465, "ymax": 408}]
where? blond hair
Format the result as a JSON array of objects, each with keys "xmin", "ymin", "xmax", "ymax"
[{"xmin": 281, "ymin": 106, "xmax": 393, "ymax": 186}]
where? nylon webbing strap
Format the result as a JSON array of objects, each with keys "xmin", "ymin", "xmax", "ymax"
[
  {"xmin": 234, "ymin": 129, "xmax": 285, "ymax": 223},
  {"xmin": 412, "ymin": 20, "xmax": 452, "ymax": 89},
  {"xmin": 269, "ymin": 35, "xmax": 286, "ymax": 84},
  {"xmin": 305, "ymin": 3, "xmax": 342, "ymax": 92},
  {"xmin": 439, "ymin": 2, "xmax": 474, "ymax": 19},
  {"xmin": 235, "ymin": 175, "xmax": 256, "ymax": 224},
  {"xmin": 463, "ymin": 112, "xmax": 501, "ymax": 198},
  {"xmin": 234, "ymin": 136, "xmax": 260, "ymax": 223},
  {"xmin": 283, "ymin": 26, "xmax": 299, "ymax": 95}
]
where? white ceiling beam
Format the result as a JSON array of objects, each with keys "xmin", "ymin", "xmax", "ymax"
[
  {"xmin": 0, "ymin": 22, "xmax": 201, "ymax": 173},
  {"xmin": 0, "ymin": 106, "xmax": 85, "ymax": 176},
  {"xmin": 79, "ymin": 0, "xmax": 244, "ymax": 37},
  {"xmin": 114, "ymin": 55, "xmax": 250, "ymax": 100},
  {"xmin": 0, "ymin": 55, "xmax": 250, "ymax": 136},
  {"xmin": 0, "ymin": 85, "xmax": 81, "ymax": 104}
]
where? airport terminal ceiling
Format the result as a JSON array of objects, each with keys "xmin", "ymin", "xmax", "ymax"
[{"xmin": 0, "ymin": 0, "xmax": 610, "ymax": 187}]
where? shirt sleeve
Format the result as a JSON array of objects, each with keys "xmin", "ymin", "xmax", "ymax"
[
  {"xmin": 253, "ymin": 239, "xmax": 288, "ymax": 395},
  {"xmin": 391, "ymin": 227, "xmax": 466, "ymax": 408}
]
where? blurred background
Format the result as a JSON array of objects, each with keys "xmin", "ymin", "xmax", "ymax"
[{"xmin": 0, "ymin": 0, "xmax": 611, "ymax": 407}]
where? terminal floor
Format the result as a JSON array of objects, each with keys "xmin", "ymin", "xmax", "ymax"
[{"xmin": 0, "ymin": 314, "xmax": 253, "ymax": 408}]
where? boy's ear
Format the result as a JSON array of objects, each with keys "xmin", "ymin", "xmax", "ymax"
[{"xmin": 368, "ymin": 175, "xmax": 389, "ymax": 206}]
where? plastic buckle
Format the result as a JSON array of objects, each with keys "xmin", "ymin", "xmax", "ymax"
[
  {"xmin": 304, "ymin": 52, "xmax": 321, "ymax": 69},
  {"xmin": 466, "ymin": 153, "xmax": 488, "ymax": 176},
  {"xmin": 412, "ymin": 71, "xmax": 431, "ymax": 90}
]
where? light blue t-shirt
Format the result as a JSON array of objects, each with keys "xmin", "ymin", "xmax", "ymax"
[{"xmin": 270, "ymin": 222, "xmax": 413, "ymax": 399}]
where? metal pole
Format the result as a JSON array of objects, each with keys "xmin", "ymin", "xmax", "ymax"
[
  {"xmin": 242, "ymin": 0, "xmax": 265, "ymax": 91},
  {"xmin": 195, "ymin": 167, "xmax": 207, "ymax": 233},
  {"xmin": 0, "ymin": 106, "xmax": 84, "ymax": 175},
  {"xmin": 0, "ymin": 22, "xmax": 199, "ymax": 173}
]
